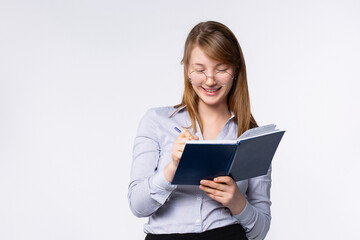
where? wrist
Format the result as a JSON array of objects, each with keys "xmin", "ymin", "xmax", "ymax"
[
  {"xmin": 231, "ymin": 196, "xmax": 246, "ymax": 215},
  {"xmin": 164, "ymin": 161, "xmax": 178, "ymax": 183}
]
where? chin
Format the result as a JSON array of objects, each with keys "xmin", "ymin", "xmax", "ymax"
[{"xmin": 198, "ymin": 96, "xmax": 227, "ymax": 106}]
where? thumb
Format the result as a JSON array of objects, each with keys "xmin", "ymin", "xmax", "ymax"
[
  {"xmin": 179, "ymin": 128, "xmax": 193, "ymax": 139},
  {"xmin": 192, "ymin": 135, "xmax": 199, "ymax": 140}
]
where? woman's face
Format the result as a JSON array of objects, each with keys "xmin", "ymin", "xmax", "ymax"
[{"xmin": 188, "ymin": 46, "xmax": 234, "ymax": 108}]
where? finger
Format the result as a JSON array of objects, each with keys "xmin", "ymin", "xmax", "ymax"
[
  {"xmin": 200, "ymin": 180, "xmax": 226, "ymax": 191},
  {"xmin": 199, "ymin": 184, "xmax": 225, "ymax": 197},
  {"xmin": 192, "ymin": 135, "xmax": 199, "ymax": 140},
  {"xmin": 179, "ymin": 129, "xmax": 193, "ymax": 139},
  {"xmin": 175, "ymin": 144, "xmax": 187, "ymax": 155},
  {"xmin": 175, "ymin": 142, "xmax": 187, "ymax": 151},
  {"xmin": 205, "ymin": 192, "xmax": 222, "ymax": 202},
  {"xmin": 173, "ymin": 148, "xmax": 184, "ymax": 160},
  {"xmin": 213, "ymin": 176, "xmax": 234, "ymax": 185},
  {"xmin": 178, "ymin": 143, "xmax": 186, "ymax": 147},
  {"xmin": 178, "ymin": 147, "xmax": 186, "ymax": 154},
  {"xmin": 177, "ymin": 138, "xmax": 188, "ymax": 144},
  {"xmin": 175, "ymin": 152, "xmax": 182, "ymax": 161}
]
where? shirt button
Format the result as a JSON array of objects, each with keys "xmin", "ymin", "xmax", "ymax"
[
  {"xmin": 197, "ymin": 197, "xmax": 202, "ymax": 201},
  {"xmin": 195, "ymin": 219, "xmax": 200, "ymax": 224}
]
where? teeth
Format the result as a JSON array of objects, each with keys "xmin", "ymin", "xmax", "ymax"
[{"xmin": 206, "ymin": 89, "xmax": 219, "ymax": 92}]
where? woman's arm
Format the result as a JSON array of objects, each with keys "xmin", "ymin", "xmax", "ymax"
[
  {"xmin": 128, "ymin": 109, "xmax": 198, "ymax": 217},
  {"xmin": 235, "ymin": 167, "xmax": 272, "ymax": 240},
  {"xmin": 199, "ymin": 167, "xmax": 272, "ymax": 240},
  {"xmin": 128, "ymin": 109, "xmax": 177, "ymax": 217}
]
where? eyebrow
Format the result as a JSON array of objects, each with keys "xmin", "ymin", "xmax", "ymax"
[{"xmin": 191, "ymin": 63, "xmax": 227, "ymax": 67}]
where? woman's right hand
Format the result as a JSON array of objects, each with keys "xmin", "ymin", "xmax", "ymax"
[
  {"xmin": 164, "ymin": 129, "xmax": 198, "ymax": 183},
  {"xmin": 171, "ymin": 129, "xmax": 199, "ymax": 166}
]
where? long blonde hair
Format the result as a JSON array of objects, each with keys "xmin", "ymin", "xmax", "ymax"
[{"xmin": 174, "ymin": 21, "xmax": 257, "ymax": 137}]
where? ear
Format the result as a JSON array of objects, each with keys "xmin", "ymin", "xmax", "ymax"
[{"xmin": 233, "ymin": 67, "xmax": 241, "ymax": 81}]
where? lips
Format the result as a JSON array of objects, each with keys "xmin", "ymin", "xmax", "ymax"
[{"xmin": 202, "ymin": 87, "xmax": 221, "ymax": 95}]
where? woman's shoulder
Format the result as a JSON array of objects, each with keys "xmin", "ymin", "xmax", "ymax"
[
  {"xmin": 143, "ymin": 106, "xmax": 181, "ymax": 119},
  {"xmin": 138, "ymin": 106, "xmax": 182, "ymax": 134}
]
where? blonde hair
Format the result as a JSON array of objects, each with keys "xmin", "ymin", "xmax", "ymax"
[{"xmin": 174, "ymin": 21, "xmax": 257, "ymax": 137}]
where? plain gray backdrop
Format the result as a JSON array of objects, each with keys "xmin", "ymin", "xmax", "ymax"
[{"xmin": 1, "ymin": 0, "xmax": 360, "ymax": 239}]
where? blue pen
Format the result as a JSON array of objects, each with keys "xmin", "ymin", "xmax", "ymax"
[{"xmin": 174, "ymin": 127, "xmax": 182, "ymax": 134}]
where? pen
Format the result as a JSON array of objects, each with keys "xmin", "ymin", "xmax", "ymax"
[{"xmin": 174, "ymin": 127, "xmax": 182, "ymax": 133}]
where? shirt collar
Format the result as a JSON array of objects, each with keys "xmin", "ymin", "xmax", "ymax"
[
  {"xmin": 169, "ymin": 105, "xmax": 187, "ymax": 117},
  {"xmin": 229, "ymin": 111, "xmax": 235, "ymax": 122},
  {"xmin": 170, "ymin": 105, "xmax": 235, "ymax": 121}
]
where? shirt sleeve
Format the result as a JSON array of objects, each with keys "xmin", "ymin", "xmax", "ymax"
[
  {"xmin": 128, "ymin": 109, "xmax": 177, "ymax": 218},
  {"xmin": 234, "ymin": 166, "xmax": 272, "ymax": 240}
]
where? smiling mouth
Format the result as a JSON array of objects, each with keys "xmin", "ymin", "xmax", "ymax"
[
  {"xmin": 203, "ymin": 87, "xmax": 221, "ymax": 92},
  {"xmin": 202, "ymin": 87, "xmax": 221, "ymax": 95},
  {"xmin": 205, "ymin": 89, "xmax": 218, "ymax": 92}
]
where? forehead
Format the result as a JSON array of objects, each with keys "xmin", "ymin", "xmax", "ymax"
[{"xmin": 189, "ymin": 46, "xmax": 225, "ymax": 67}]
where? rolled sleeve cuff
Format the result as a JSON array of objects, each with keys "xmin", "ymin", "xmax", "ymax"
[
  {"xmin": 149, "ymin": 170, "xmax": 177, "ymax": 205},
  {"xmin": 234, "ymin": 201, "xmax": 256, "ymax": 228}
]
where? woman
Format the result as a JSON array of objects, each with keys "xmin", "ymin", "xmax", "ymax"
[{"xmin": 128, "ymin": 21, "xmax": 271, "ymax": 240}]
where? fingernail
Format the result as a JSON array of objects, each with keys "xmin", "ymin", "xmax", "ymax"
[{"xmin": 200, "ymin": 180, "xmax": 205, "ymax": 184}]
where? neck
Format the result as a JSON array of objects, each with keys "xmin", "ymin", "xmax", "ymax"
[{"xmin": 198, "ymin": 101, "xmax": 231, "ymax": 123}]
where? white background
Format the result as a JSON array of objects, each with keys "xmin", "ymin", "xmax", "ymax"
[{"xmin": 1, "ymin": 0, "xmax": 360, "ymax": 239}]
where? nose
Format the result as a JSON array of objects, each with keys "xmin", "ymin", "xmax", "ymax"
[{"xmin": 205, "ymin": 74, "xmax": 217, "ymax": 86}]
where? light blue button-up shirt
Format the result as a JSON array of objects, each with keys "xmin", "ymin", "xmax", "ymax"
[{"xmin": 128, "ymin": 106, "xmax": 272, "ymax": 240}]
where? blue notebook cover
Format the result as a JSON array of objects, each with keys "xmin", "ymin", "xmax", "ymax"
[{"xmin": 171, "ymin": 129, "xmax": 285, "ymax": 185}]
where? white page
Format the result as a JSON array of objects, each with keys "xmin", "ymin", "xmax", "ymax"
[
  {"xmin": 237, "ymin": 124, "xmax": 276, "ymax": 141},
  {"xmin": 186, "ymin": 124, "xmax": 277, "ymax": 145},
  {"xmin": 186, "ymin": 139, "xmax": 237, "ymax": 144}
]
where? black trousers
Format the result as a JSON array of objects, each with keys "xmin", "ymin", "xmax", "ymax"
[{"xmin": 145, "ymin": 224, "xmax": 248, "ymax": 240}]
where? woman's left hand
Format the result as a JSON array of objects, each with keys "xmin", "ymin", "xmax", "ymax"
[{"xmin": 199, "ymin": 176, "xmax": 246, "ymax": 215}]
